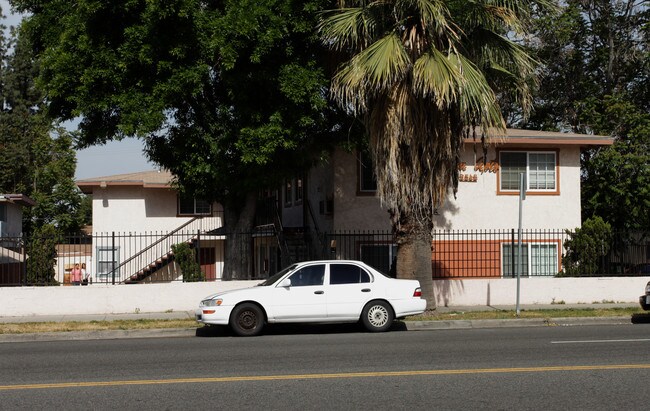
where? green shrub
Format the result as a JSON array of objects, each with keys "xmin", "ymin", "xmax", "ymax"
[
  {"xmin": 171, "ymin": 242, "xmax": 203, "ymax": 282},
  {"xmin": 26, "ymin": 224, "xmax": 60, "ymax": 285},
  {"xmin": 560, "ymin": 217, "xmax": 612, "ymax": 276}
]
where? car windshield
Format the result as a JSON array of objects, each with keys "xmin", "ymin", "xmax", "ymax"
[{"xmin": 257, "ymin": 264, "xmax": 298, "ymax": 286}]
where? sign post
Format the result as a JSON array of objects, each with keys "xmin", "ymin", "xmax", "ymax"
[{"xmin": 516, "ymin": 173, "xmax": 526, "ymax": 316}]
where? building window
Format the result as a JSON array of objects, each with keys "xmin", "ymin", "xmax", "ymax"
[
  {"xmin": 295, "ymin": 178, "xmax": 303, "ymax": 205},
  {"xmin": 96, "ymin": 246, "xmax": 120, "ymax": 282},
  {"xmin": 284, "ymin": 179, "xmax": 293, "ymax": 207},
  {"xmin": 502, "ymin": 243, "xmax": 558, "ymax": 277},
  {"xmin": 358, "ymin": 150, "xmax": 377, "ymax": 194},
  {"xmin": 499, "ymin": 151, "xmax": 557, "ymax": 193},
  {"xmin": 178, "ymin": 197, "xmax": 212, "ymax": 215}
]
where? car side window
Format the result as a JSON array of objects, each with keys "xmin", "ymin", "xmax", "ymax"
[
  {"xmin": 329, "ymin": 264, "xmax": 371, "ymax": 285},
  {"xmin": 289, "ymin": 265, "xmax": 325, "ymax": 287}
]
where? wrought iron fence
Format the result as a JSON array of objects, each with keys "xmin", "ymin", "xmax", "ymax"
[{"xmin": 1, "ymin": 228, "xmax": 648, "ymax": 286}]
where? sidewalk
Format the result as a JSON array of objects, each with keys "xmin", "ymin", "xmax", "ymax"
[
  {"xmin": 0, "ymin": 303, "xmax": 640, "ymax": 324},
  {"xmin": 0, "ymin": 303, "xmax": 643, "ymax": 343}
]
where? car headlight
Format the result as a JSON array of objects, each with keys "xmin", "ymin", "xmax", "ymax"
[{"xmin": 201, "ymin": 298, "xmax": 223, "ymax": 307}]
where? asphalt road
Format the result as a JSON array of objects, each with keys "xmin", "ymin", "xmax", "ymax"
[{"xmin": 2, "ymin": 324, "xmax": 650, "ymax": 410}]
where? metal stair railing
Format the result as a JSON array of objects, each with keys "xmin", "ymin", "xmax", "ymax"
[{"xmin": 109, "ymin": 217, "xmax": 214, "ymax": 283}]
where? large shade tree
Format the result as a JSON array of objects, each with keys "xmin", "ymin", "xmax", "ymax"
[
  {"xmin": 319, "ymin": 0, "xmax": 548, "ymax": 307},
  {"xmin": 11, "ymin": 0, "xmax": 348, "ymax": 278},
  {"xmin": 520, "ymin": 0, "xmax": 649, "ymax": 234}
]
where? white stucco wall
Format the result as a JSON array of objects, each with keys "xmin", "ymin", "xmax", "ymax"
[
  {"xmin": 433, "ymin": 277, "xmax": 649, "ymax": 307},
  {"xmin": 434, "ymin": 145, "xmax": 582, "ymax": 230},
  {"xmin": 331, "ymin": 145, "xmax": 582, "ymax": 231},
  {"xmin": 87, "ymin": 185, "xmax": 224, "ymax": 283},
  {"xmin": 1, "ymin": 277, "xmax": 647, "ymax": 317},
  {"xmin": 91, "ymin": 186, "xmax": 200, "ymax": 233}
]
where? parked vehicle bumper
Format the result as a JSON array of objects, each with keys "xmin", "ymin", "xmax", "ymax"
[
  {"xmin": 391, "ymin": 298, "xmax": 427, "ymax": 318},
  {"xmin": 195, "ymin": 307, "xmax": 232, "ymax": 325}
]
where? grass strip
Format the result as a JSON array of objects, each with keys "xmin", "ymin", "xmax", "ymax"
[{"xmin": 1, "ymin": 307, "xmax": 648, "ymax": 335}]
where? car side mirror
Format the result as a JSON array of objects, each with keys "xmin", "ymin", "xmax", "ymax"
[{"xmin": 279, "ymin": 278, "xmax": 291, "ymax": 288}]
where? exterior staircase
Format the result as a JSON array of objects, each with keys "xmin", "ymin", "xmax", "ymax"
[
  {"xmin": 123, "ymin": 238, "xmax": 197, "ymax": 283},
  {"xmin": 109, "ymin": 217, "xmax": 215, "ymax": 284}
]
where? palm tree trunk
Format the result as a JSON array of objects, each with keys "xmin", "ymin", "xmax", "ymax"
[{"xmin": 393, "ymin": 212, "xmax": 436, "ymax": 310}]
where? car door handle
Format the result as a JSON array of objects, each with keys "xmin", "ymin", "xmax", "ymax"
[
  {"xmin": 361, "ymin": 288, "xmax": 371, "ymax": 292},
  {"xmin": 314, "ymin": 290, "xmax": 324, "ymax": 295}
]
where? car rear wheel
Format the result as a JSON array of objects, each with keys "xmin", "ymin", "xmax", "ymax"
[
  {"xmin": 230, "ymin": 303, "xmax": 264, "ymax": 336},
  {"xmin": 361, "ymin": 300, "xmax": 394, "ymax": 332}
]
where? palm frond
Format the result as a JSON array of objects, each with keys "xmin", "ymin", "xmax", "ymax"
[
  {"xmin": 452, "ymin": 53, "xmax": 505, "ymax": 131},
  {"xmin": 397, "ymin": 0, "xmax": 454, "ymax": 33},
  {"xmin": 318, "ymin": 8, "xmax": 376, "ymax": 52},
  {"xmin": 331, "ymin": 33, "xmax": 410, "ymax": 114},
  {"xmin": 412, "ymin": 48, "xmax": 461, "ymax": 107}
]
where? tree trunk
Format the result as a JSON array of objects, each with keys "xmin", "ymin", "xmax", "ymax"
[
  {"xmin": 222, "ymin": 191, "xmax": 257, "ymax": 280},
  {"xmin": 394, "ymin": 213, "xmax": 436, "ymax": 310}
]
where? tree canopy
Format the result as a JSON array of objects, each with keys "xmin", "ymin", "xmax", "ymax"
[
  {"xmin": 11, "ymin": 0, "xmax": 348, "ymax": 211},
  {"xmin": 522, "ymin": 0, "xmax": 649, "ymax": 232},
  {"xmin": 0, "ymin": 13, "xmax": 88, "ymax": 235}
]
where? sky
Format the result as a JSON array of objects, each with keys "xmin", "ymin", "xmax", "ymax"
[
  {"xmin": 2, "ymin": 1, "xmax": 155, "ymax": 180},
  {"xmin": 75, "ymin": 139, "xmax": 154, "ymax": 180}
]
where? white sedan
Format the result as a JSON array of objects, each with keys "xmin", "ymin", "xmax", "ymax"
[{"xmin": 196, "ymin": 260, "xmax": 427, "ymax": 336}]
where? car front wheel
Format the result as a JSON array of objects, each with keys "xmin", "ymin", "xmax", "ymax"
[
  {"xmin": 230, "ymin": 303, "xmax": 265, "ymax": 336},
  {"xmin": 361, "ymin": 300, "xmax": 394, "ymax": 332}
]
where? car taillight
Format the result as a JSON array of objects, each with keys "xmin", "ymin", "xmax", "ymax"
[{"xmin": 413, "ymin": 287, "xmax": 422, "ymax": 297}]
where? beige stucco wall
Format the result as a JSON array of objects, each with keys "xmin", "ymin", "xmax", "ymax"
[
  {"xmin": 332, "ymin": 148, "xmax": 392, "ymax": 231},
  {"xmin": 331, "ymin": 145, "xmax": 583, "ymax": 232}
]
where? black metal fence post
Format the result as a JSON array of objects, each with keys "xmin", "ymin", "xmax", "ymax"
[
  {"xmin": 510, "ymin": 228, "xmax": 516, "ymax": 278},
  {"xmin": 111, "ymin": 232, "xmax": 116, "ymax": 285}
]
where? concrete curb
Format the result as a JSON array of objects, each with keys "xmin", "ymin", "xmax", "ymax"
[
  {"xmin": 404, "ymin": 316, "xmax": 633, "ymax": 330},
  {"xmin": 0, "ymin": 316, "xmax": 637, "ymax": 343},
  {"xmin": 0, "ymin": 328, "xmax": 198, "ymax": 343}
]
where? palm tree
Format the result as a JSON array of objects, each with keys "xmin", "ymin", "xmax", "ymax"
[{"xmin": 319, "ymin": 0, "xmax": 548, "ymax": 308}]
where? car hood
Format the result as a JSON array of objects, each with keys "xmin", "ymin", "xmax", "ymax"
[{"xmin": 202, "ymin": 285, "xmax": 268, "ymax": 301}]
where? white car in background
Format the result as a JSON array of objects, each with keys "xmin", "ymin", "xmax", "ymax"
[{"xmin": 196, "ymin": 260, "xmax": 427, "ymax": 336}]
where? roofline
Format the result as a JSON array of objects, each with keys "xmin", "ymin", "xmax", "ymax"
[
  {"xmin": 76, "ymin": 171, "xmax": 173, "ymax": 193},
  {"xmin": 464, "ymin": 128, "xmax": 614, "ymax": 147},
  {"xmin": 0, "ymin": 194, "xmax": 36, "ymax": 207}
]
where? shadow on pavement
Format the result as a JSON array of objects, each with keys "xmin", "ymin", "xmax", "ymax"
[
  {"xmin": 195, "ymin": 321, "xmax": 408, "ymax": 337},
  {"xmin": 631, "ymin": 313, "xmax": 650, "ymax": 324}
]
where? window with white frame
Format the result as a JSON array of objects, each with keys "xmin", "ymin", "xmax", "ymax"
[
  {"xmin": 96, "ymin": 246, "xmax": 119, "ymax": 282},
  {"xmin": 502, "ymin": 243, "xmax": 558, "ymax": 277},
  {"xmin": 500, "ymin": 151, "xmax": 557, "ymax": 192},
  {"xmin": 178, "ymin": 197, "xmax": 211, "ymax": 215}
]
